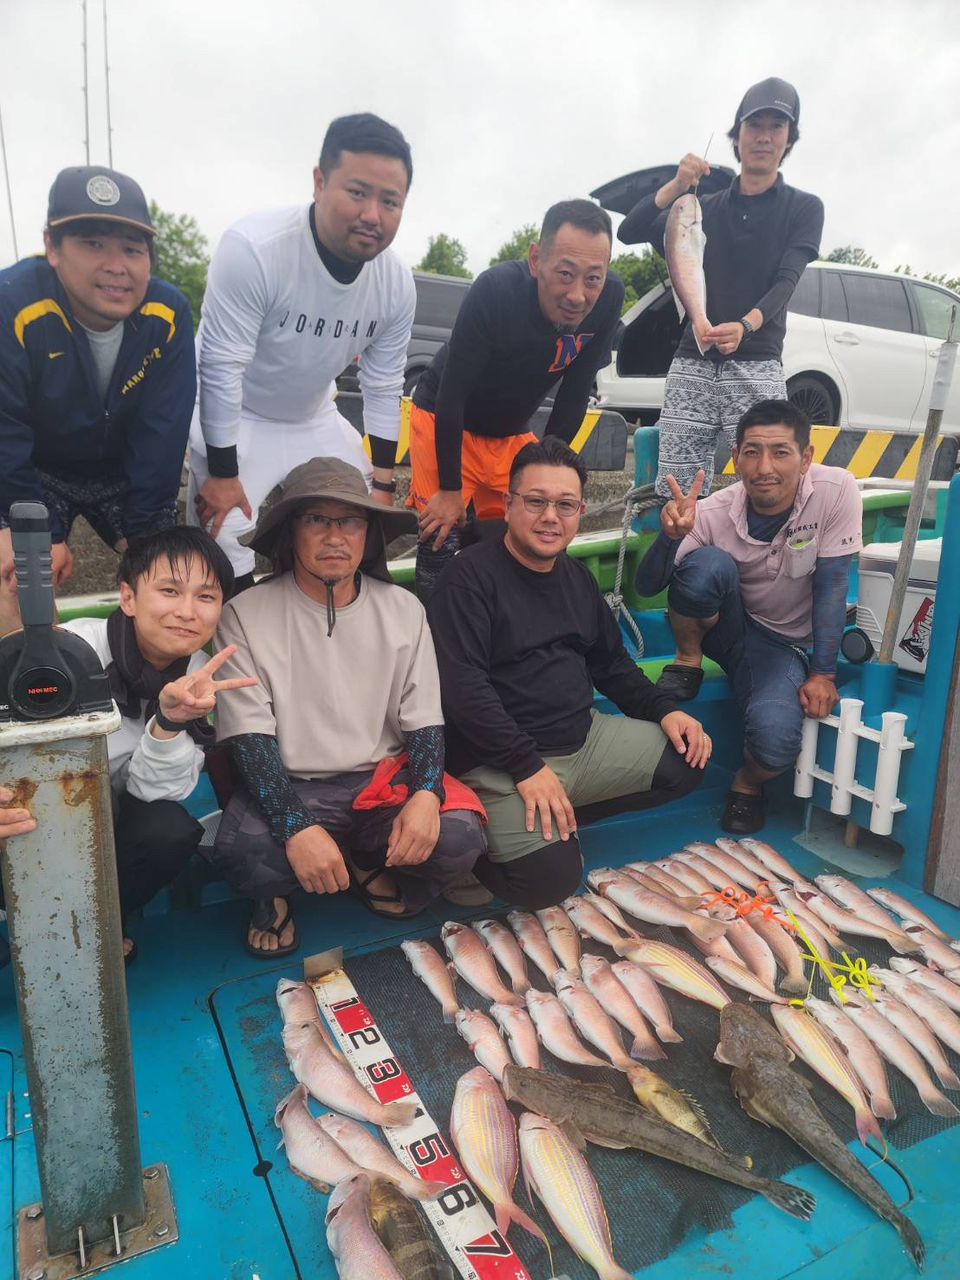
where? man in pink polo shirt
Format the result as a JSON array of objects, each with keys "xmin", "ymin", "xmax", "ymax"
[{"xmin": 636, "ymin": 399, "xmax": 862, "ymax": 833}]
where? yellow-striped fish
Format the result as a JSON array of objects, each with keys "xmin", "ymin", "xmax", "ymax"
[
  {"xmin": 616, "ymin": 938, "xmax": 731, "ymax": 1011},
  {"xmin": 518, "ymin": 1112, "xmax": 632, "ymax": 1280},
  {"xmin": 449, "ymin": 1067, "xmax": 544, "ymax": 1242}
]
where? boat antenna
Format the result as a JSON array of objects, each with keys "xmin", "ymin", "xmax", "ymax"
[
  {"xmin": 0, "ymin": 102, "xmax": 18, "ymax": 261},
  {"xmin": 102, "ymin": 0, "xmax": 113, "ymax": 166},
  {"xmin": 81, "ymin": 0, "xmax": 90, "ymax": 163}
]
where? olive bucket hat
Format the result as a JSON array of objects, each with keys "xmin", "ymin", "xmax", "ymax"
[{"xmin": 241, "ymin": 455, "xmax": 417, "ymax": 587}]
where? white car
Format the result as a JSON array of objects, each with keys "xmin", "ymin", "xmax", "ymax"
[{"xmin": 596, "ymin": 260, "xmax": 960, "ymax": 433}]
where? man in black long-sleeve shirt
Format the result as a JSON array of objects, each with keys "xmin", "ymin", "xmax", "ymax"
[
  {"xmin": 428, "ymin": 437, "xmax": 710, "ymax": 909},
  {"xmin": 410, "ymin": 199, "xmax": 624, "ymax": 600},
  {"xmin": 618, "ymin": 77, "xmax": 823, "ymax": 496}
]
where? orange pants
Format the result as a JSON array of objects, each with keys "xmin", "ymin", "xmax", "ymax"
[{"xmin": 407, "ymin": 406, "xmax": 538, "ymax": 520}]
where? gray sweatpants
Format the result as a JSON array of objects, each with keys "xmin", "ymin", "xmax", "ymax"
[{"xmin": 655, "ymin": 355, "xmax": 787, "ymax": 497}]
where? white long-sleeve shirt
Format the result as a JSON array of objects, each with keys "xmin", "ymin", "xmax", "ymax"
[
  {"xmin": 62, "ymin": 617, "xmax": 205, "ymax": 803},
  {"xmin": 197, "ymin": 205, "xmax": 416, "ymax": 449}
]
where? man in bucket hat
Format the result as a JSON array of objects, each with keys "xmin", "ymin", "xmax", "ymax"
[
  {"xmin": 207, "ymin": 456, "xmax": 488, "ymax": 955},
  {"xmin": 0, "ymin": 165, "xmax": 197, "ymax": 635}
]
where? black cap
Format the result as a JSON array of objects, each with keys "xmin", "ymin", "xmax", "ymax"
[
  {"xmin": 735, "ymin": 77, "xmax": 800, "ymax": 126},
  {"xmin": 46, "ymin": 166, "xmax": 155, "ymax": 236}
]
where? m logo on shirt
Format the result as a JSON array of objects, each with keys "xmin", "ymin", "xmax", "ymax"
[{"xmin": 548, "ymin": 332, "xmax": 593, "ymax": 374}]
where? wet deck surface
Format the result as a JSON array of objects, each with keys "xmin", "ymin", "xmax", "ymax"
[{"xmin": 2, "ymin": 785, "xmax": 960, "ymax": 1279}]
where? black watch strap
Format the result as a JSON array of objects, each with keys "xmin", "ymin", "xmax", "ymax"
[
  {"xmin": 154, "ymin": 707, "xmax": 185, "ymax": 734},
  {"xmin": 371, "ymin": 478, "xmax": 397, "ymax": 494},
  {"xmin": 740, "ymin": 317, "xmax": 756, "ymax": 338}
]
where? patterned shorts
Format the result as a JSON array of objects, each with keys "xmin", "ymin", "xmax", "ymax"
[
  {"xmin": 0, "ymin": 469, "xmax": 174, "ymax": 546},
  {"xmin": 656, "ymin": 355, "xmax": 786, "ymax": 497}
]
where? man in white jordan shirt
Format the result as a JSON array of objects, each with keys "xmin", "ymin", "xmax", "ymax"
[{"xmin": 189, "ymin": 113, "xmax": 416, "ymax": 588}]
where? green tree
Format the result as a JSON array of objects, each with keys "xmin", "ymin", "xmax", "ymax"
[
  {"xmin": 824, "ymin": 245, "xmax": 879, "ymax": 269},
  {"xmin": 609, "ymin": 249, "xmax": 668, "ymax": 314},
  {"xmin": 149, "ymin": 201, "xmax": 210, "ymax": 330},
  {"xmin": 489, "ymin": 222, "xmax": 539, "ymax": 267},
  {"xmin": 416, "ymin": 233, "xmax": 472, "ymax": 278}
]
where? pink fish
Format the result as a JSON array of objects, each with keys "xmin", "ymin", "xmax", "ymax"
[
  {"xmin": 555, "ymin": 972, "xmax": 635, "ymax": 1071},
  {"xmin": 866, "ymin": 889, "xmax": 952, "ymax": 941},
  {"xmin": 507, "ymin": 911, "xmax": 562, "ymax": 985},
  {"xmin": 737, "ymin": 838, "xmax": 805, "ymax": 884},
  {"xmin": 283, "ymin": 1023, "xmax": 417, "ymax": 1127},
  {"xmin": 490, "ymin": 1002, "xmax": 542, "ymax": 1070},
  {"xmin": 589, "ymin": 867, "xmax": 726, "ymax": 943},
  {"xmin": 804, "ymin": 997, "xmax": 896, "ymax": 1121},
  {"xmin": 456, "ymin": 1009, "xmax": 513, "ymax": 1083},
  {"xmin": 475, "ymin": 919, "xmax": 532, "ymax": 995},
  {"xmin": 664, "ymin": 193, "xmax": 713, "ymax": 355},
  {"xmin": 610, "ymin": 961, "xmax": 683, "ymax": 1044},
  {"xmin": 442, "ymin": 922, "xmax": 523, "ymax": 1006},
  {"xmin": 524, "ymin": 988, "xmax": 609, "ymax": 1069},
  {"xmin": 580, "ymin": 954, "xmax": 665, "ymax": 1060}
]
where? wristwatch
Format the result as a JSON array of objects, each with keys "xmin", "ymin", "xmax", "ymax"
[
  {"xmin": 739, "ymin": 317, "xmax": 756, "ymax": 339},
  {"xmin": 371, "ymin": 478, "xmax": 398, "ymax": 494}
]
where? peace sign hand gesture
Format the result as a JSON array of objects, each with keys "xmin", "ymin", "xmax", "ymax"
[
  {"xmin": 661, "ymin": 471, "xmax": 705, "ymax": 541},
  {"xmin": 156, "ymin": 644, "xmax": 258, "ymax": 725}
]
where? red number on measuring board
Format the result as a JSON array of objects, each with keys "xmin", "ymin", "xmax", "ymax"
[
  {"xmin": 463, "ymin": 1230, "xmax": 513, "ymax": 1258},
  {"xmin": 329, "ymin": 996, "xmax": 374, "ymax": 1036},
  {"xmin": 365, "ymin": 1056, "xmax": 415, "ymax": 1103}
]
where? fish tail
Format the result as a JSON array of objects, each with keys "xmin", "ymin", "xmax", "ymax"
[
  {"xmin": 779, "ymin": 975, "xmax": 810, "ymax": 996},
  {"xmin": 760, "ymin": 1178, "xmax": 817, "ymax": 1222},
  {"xmin": 656, "ymin": 1025, "xmax": 683, "ymax": 1044},
  {"xmin": 612, "ymin": 939, "xmax": 639, "ymax": 958},
  {"xmin": 599, "ymin": 1263, "xmax": 635, "ymax": 1280},
  {"xmin": 512, "ymin": 977, "xmax": 532, "ymax": 995},
  {"xmin": 895, "ymin": 1215, "xmax": 926, "ymax": 1271},
  {"xmin": 872, "ymin": 1093, "xmax": 897, "ymax": 1121},
  {"xmin": 497, "ymin": 1198, "xmax": 545, "ymax": 1243},
  {"xmin": 935, "ymin": 1064, "xmax": 960, "ymax": 1091},
  {"xmin": 630, "ymin": 1036, "xmax": 667, "ymax": 1062},
  {"xmin": 691, "ymin": 915, "xmax": 726, "ymax": 943},
  {"xmin": 412, "ymin": 1177, "xmax": 448, "ymax": 1200},
  {"xmin": 855, "ymin": 1105, "xmax": 884, "ymax": 1148},
  {"xmin": 379, "ymin": 1100, "xmax": 419, "ymax": 1127},
  {"xmin": 919, "ymin": 1080, "xmax": 960, "ymax": 1117},
  {"xmin": 442, "ymin": 1002, "xmax": 459, "ymax": 1025},
  {"xmin": 888, "ymin": 932, "xmax": 924, "ymax": 955}
]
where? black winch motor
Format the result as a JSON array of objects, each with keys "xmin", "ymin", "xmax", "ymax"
[{"xmin": 0, "ymin": 502, "xmax": 113, "ymax": 722}]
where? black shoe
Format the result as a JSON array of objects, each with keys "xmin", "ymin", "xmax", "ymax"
[
  {"xmin": 656, "ymin": 663, "xmax": 704, "ymax": 702},
  {"xmin": 721, "ymin": 789, "xmax": 765, "ymax": 835}
]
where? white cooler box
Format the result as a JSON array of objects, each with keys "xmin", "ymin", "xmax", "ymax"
[{"xmin": 857, "ymin": 538, "xmax": 941, "ymax": 673}]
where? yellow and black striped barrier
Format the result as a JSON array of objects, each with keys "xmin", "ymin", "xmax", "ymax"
[
  {"xmin": 716, "ymin": 427, "xmax": 959, "ymax": 482},
  {"xmin": 345, "ymin": 395, "xmax": 630, "ymax": 471}
]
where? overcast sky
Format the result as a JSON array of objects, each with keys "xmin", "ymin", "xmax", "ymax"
[{"xmin": 3, "ymin": 0, "xmax": 960, "ymax": 281}]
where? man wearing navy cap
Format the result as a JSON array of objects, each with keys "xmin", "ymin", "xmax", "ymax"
[
  {"xmin": 618, "ymin": 77, "xmax": 824, "ymax": 511},
  {"xmin": 0, "ymin": 166, "xmax": 196, "ymax": 634}
]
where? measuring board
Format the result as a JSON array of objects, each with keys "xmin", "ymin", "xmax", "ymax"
[{"xmin": 308, "ymin": 963, "xmax": 539, "ymax": 1280}]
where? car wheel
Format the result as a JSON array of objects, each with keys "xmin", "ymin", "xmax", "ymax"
[
  {"xmin": 403, "ymin": 369, "xmax": 423, "ymax": 399},
  {"xmin": 786, "ymin": 374, "xmax": 839, "ymax": 426}
]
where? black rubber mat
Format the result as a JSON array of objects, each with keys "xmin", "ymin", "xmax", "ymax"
[{"xmin": 346, "ymin": 924, "xmax": 960, "ymax": 1280}]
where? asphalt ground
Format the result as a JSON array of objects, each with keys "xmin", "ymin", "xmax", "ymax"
[{"xmin": 63, "ymin": 459, "xmax": 640, "ymax": 597}]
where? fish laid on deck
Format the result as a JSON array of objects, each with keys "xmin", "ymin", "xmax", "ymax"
[
  {"xmin": 401, "ymin": 940, "xmax": 460, "ymax": 1024},
  {"xmin": 564, "ymin": 895, "xmax": 638, "ymax": 951},
  {"xmin": 442, "ymin": 922, "xmax": 522, "ymax": 1006},
  {"xmin": 524, "ymin": 988, "xmax": 609, "ymax": 1069},
  {"xmin": 318, "ymin": 1111, "xmax": 447, "ymax": 1201},
  {"xmin": 503, "ymin": 1065, "xmax": 814, "ymax": 1219},
  {"xmin": 589, "ymin": 866, "xmax": 726, "ymax": 942},
  {"xmin": 716, "ymin": 1003, "xmax": 924, "ymax": 1270},
  {"xmin": 554, "ymin": 971, "xmax": 635, "ymax": 1071},
  {"xmin": 580, "ymin": 954, "xmax": 665, "ymax": 1061},
  {"xmin": 536, "ymin": 904, "xmax": 582, "ymax": 975},
  {"xmin": 616, "ymin": 938, "xmax": 731, "ymax": 1010},
  {"xmin": 490, "ymin": 1001, "xmax": 542, "ymax": 1070},
  {"xmin": 325, "ymin": 1174, "xmax": 406, "ymax": 1280},
  {"xmin": 475, "ymin": 918, "xmax": 532, "ymax": 994},
  {"xmin": 610, "ymin": 960, "xmax": 683, "ymax": 1044},
  {"xmin": 804, "ymin": 996, "xmax": 896, "ymax": 1121},
  {"xmin": 507, "ymin": 910, "xmax": 562, "ymax": 985},
  {"xmin": 275, "ymin": 1085, "xmax": 365, "ymax": 1191},
  {"xmin": 867, "ymin": 888, "xmax": 952, "ymax": 940},
  {"xmin": 368, "ymin": 1177, "xmax": 456, "ymax": 1280},
  {"xmin": 455, "ymin": 1008, "xmax": 513, "ymax": 1083},
  {"xmin": 283, "ymin": 1022, "xmax": 418, "ymax": 1127}
]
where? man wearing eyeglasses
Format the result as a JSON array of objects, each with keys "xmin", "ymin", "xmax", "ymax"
[
  {"xmin": 208, "ymin": 456, "xmax": 488, "ymax": 955},
  {"xmin": 409, "ymin": 198, "xmax": 624, "ymax": 602},
  {"xmin": 428, "ymin": 436, "xmax": 711, "ymax": 909}
]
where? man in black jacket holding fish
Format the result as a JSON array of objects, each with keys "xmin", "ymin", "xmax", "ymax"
[{"xmin": 618, "ymin": 77, "xmax": 823, "ymax": 498}]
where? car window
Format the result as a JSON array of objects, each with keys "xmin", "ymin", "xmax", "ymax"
[
  {"xmin": 788, "ymin": 267, "xmax": 819, "ymax": 317},
  {"xmin": 413, "ymin": 275, "xmax": 470, "ymax": 329},
  {"xmin": 842, "ymin": 274, "xmax": 913, "ymax": 333},
  {"xmin": 820, "ymin": 271, "xmax": 848, "ymax": 322},
  {"xmin": 911, "ymin": 282, "xmax": 958, "ymax": 340}
]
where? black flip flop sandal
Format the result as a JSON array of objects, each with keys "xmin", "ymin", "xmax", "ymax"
[
  {"xmin": 655, "ymin": 663, "xmax": 705, "ymax": 701},
  {"xmin": 246, "ymin": 897, "xmax": 300, "ymax": 958},
  {"xmin": 350, "ymin": 867, "xmax": 418, "ymax": 920},
  {"xmin": 721, "ymin": 789, "xmax": 766, "ymax": 835}
]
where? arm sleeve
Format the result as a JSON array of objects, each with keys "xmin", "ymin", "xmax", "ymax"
[
  {"xmin": 226, "ymin": 732, "xmax": 315, "ymax": 843},
  {"xmin": 0, "ymin": 318, "xmax": 63, "ymax": 539},
  {"xmin": 124, "ymin": 717, "xmax": 204, "ymax": 802},
  {"xmin": 810, "ymin": 553, "xmax": 853, "ymax": 675},
  {"xmin": 403, "ymin": 724, "xmax": 445, "ymax": 798},
  {"xmin": 197, "ymin": 229, "xmax": 270, "ymax": 450},
  {"xmin": 357, "ymin": 267, "xmax": 416, "ymax": 446},
  {"xmin": 635, "ymin": 531, "xmax": 681, "ymax": 596},
  {"xmin": 586, "ymin": 589, "xmax": 678, "ymax": 723},
  {"xmin": 428, "ymin": 578, "xmax": 544, "ymax": 783},
  {"xmin": 542, "ymin": 279, "xmax": 625, "ymax": 443},
  {"xmin": 122, "ymin": 294, "xmax": 197, "ymax": 534},
  {"xmin": 753, "ymin": 195, "xmax": 825, "ymax": 322},
  {"xmin": 433, "ymin": 273, "xmax": 499, "ymax": 491},
  {"xmin": 617, "ymin": 193, "xmax": 670, "ymax": 254}
]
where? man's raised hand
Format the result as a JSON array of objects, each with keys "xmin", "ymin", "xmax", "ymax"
[
  {"xmin": 661, "ymin": 470, "xmax": 705, "ymax": 541},
  {"xmin": 156, "ymin": 644, "xmax": 258, "ymax": 725}
]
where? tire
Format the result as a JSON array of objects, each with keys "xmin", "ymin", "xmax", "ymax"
[
  {"xmin": 786, "ymin": 374, "xmax": 840, "ymax": 426},
  {"xmin": 403, "ymin": 368, "xmax": 424, "ymax": 399}
]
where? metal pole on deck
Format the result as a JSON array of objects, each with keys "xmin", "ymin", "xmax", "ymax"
[
  {"xmin": 878, "ymin": 309, "xmax": 958, "ymax": 663},
  {"xmin": 0, "ymin": 505, "xmax": 177, "ymax": 1276}
]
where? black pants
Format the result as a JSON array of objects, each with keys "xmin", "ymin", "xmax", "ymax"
[
  {"xmin": 472, "ymin": 743, "xmax": 701, "ymax": 910},
  {"xmin": 114, "ymin": 793, "xmax": 203, "ymax": 922}
]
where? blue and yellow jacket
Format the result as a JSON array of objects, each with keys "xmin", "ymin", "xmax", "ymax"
[{"xmin": 0, "ymin": 256, "xmax": 197, "ymax": 540}]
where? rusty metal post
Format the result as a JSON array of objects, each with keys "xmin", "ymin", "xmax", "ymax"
[{"xmin": 0, "ymin": 706, "xmax": 149, "ymax": 1255}]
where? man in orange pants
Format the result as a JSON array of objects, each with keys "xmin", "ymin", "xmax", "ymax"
[{"xmin": 408, "ymin": 199, "xmax": 624, "ymax": 600}]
